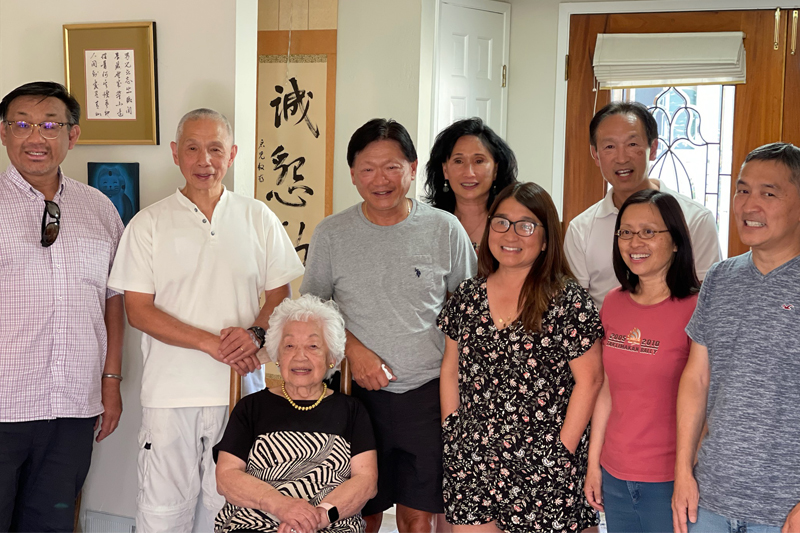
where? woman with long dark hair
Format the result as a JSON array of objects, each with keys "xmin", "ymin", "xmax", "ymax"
[
  {"xmin": 438, "ymin": 182, "xmax": 604, "ymax": 532},
  {"xmin": 424, "ymin": 118, "xmax": 517, "ymax": 249},
  {"xmin": 584, "ymin": 189, "xmax": 701, "ymax": 532}
]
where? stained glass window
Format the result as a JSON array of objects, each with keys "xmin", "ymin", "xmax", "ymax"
[{"xmin": 612, "ymin": 86, "xmax": 735, "ymax": 258}]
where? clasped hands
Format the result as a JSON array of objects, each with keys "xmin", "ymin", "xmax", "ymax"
[
  {"xmin": 204, "ymin": 327, "xmax": 262, "ymax": 376},
  {"xmin": 273, "ymin": 496, "xmax": 330, "ymax": 533}
]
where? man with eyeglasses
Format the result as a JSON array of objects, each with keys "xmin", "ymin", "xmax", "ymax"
[
  {"xmin": 0, "ymin": 81, "xmax": 125, "ymax": 531},
  {"xmin": 564, "ymin": 101, "xmax": 722, "ymax": 309},
  {"xmin": 301, "ymin": 119, "xmax": 476, "ymax": 533}
]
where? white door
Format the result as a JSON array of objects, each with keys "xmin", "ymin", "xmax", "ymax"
[{"xmin": 435, "ymin": 0, "xmax": 509, "ymax": 137}]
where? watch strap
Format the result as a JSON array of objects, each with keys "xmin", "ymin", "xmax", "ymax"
[
  {"xmin": 317, "ymin": 502, "xmax": 338, "ymax": 523},
  {"xmin": 247, "ymin": 326, "xmax": 266, "ymax": 348}
]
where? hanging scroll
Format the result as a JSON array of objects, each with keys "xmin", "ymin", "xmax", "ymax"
[
  {"xmin": 255, "ymin": 30, "xmax": 336, "ymax": 386},
  {"xmin": 257, "ymin": 55, "xmax": 327, "ymax": 271}
]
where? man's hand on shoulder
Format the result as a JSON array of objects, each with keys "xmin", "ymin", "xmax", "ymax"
[{"xmin": 96, "ymin": 378, "xmax": 123, "ymax": 442}]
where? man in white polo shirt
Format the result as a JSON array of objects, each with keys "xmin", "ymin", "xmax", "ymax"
[
  {"xmin": 565, "ymin": 101, "xmax": 722, "ymax": 308},
  {"xmin": 108, "ymin": 109, "xmax": 304, "ymax": 533}
]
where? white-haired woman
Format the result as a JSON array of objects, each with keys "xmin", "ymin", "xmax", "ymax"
[{"xmin": 213, "ymin": 295, "xmax": 378, "ymax": 533}]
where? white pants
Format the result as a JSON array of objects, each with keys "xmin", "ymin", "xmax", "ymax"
[{"xmin": 136, "ymin": 406, "xmax": 228, "ymax": 533}]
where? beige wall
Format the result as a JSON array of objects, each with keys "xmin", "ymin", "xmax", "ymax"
[
  {"xmin": 332, "ymin": 0, "xmax": 424, "ymax": 212},
  {"xmin": 506, "ymin": 0, "xmax": 561, "ymax": 192},
  {"xmin": 0, "ymin": 0, "xmax": 673, "ymax": 521},
  {"xmin": 258, "ymin": 0, "xmax": 338, "ymax": 30},
  {"xmin": 0, "ymin": 0, "xmax": 255, "ymax": 520},
  {"xmin": 257, "ymin": 0, "xmax": 423, "ymax": 213}
]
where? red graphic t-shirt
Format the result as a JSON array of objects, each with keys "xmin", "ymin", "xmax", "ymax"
[{"xmin": 599, "ymin": 287, "xmax": 698, "ymax": 482}]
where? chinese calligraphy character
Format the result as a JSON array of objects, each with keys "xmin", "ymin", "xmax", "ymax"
[
  {"xmin": 265, "ymin": 145, "xmax": 314, "ymax": 207},
  {"xmin": 282, "ymin": 220, "xmax": 309, "ymax": 264},
  {"xmin": 269, "ymin": 77, "xmax": 320, "ymax": 138},
  {"xmin": 84, "ymin": 49, "xmax": 137, "ymax": 120}
]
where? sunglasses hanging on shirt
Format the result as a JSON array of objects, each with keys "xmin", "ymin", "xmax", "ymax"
[{"xmin": 41, "ymin": 200, "xmax": 60, "ymax": 247}]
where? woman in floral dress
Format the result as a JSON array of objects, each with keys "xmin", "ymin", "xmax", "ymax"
[{"xmin": 438, "ymin": 182, "xmax": 604, "ymax": 532}]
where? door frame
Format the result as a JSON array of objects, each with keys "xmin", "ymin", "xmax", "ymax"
[
  {"xmin": 551, "ymin": 0, "xmax": 793, "ymax": 218},
  {"xmin": 431, "ymin": 0, "xmax": 511, "ymax": 139},
  {"xmin": 416, "ymin": 0, "xmax": 510, "ymax": 199}
]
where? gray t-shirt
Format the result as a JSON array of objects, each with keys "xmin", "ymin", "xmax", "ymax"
[
  {"xmin": 300, "ymin": 200, "xmax": 477, "ymax": 393},
  {"xmin": 686, "ymin": 252, "xmax": 800, "ymax": 526}
]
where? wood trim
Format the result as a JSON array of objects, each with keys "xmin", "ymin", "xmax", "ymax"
[
  {"xmin": 562, "ymin": 14, "xmax": 610, "ymax": 230},
  {"xmin": 782, "ymin": 10, "xmax": 800, "ymax": 146},
  {"xmin": 725, "ymin": 10, "xmax": 787, "ymax": 257},
  {"xmin": 562, "ymin": 10, "xmax": 788, "ymax": 260}
]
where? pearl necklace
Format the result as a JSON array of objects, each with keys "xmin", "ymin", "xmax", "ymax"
[{"xmin": 281, "ymin": 382, "xmax": 327, "ymax": 411}]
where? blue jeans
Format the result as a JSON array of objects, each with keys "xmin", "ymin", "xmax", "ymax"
[
  {"xmin": 601, "ymin": 467, "xmax": 673, "ymax": 532},
  {"xmin": 687, "ymin": 506, "xmax": 782, "ymax": 533}
]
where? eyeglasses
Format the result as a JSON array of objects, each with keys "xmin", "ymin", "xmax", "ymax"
[
  {"xmin": 41, "ymin": 201, "xmax": 60, "ymax": 247},
  {"xmin": 4, "ymin": 121, "xmax": 70, "ymax": 140},
  {"xmin": 615, "ymin": 228, "xmax": 670, "ymax": 240},
  {"xmin": 489, "ymin": 216, "xmax": 541, "ymax": 237}
]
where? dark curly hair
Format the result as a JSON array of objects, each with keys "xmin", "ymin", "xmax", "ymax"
[{"xmin": 424, "ymin": 118, "xmax": 517, "ymax": 213}]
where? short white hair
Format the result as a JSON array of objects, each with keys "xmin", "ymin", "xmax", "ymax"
[
  {"xmin": 175, "ymin": 108, "xmax": 233, "ymax": 143},
  {"xmin": 264, "ymin": 295, "xmax": 346, "ymax": 380}
]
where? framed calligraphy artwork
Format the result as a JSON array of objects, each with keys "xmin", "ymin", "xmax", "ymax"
[
  {"xmin": 64, "ymin": 22, "xmax": 159, "ymax": 145},
  {"xmin": 256, "ymin": 30, "xmax": 336, "ymax": 387}
]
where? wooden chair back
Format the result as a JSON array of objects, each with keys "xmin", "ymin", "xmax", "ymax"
[{"xmin": 228, "ymin": 359, "xmax": 351, "ymax": 414}]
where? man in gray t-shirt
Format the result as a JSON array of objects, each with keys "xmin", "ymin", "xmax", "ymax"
[
  {"xmin": 301, "ymin": 119, "xmax": 476, "ymax": 533},
  {"xmin": 673, "ymin": 143, "xmax": 800, "ymax": 533}
]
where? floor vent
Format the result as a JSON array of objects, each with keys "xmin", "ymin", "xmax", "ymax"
[{"xmin": 82, "ymin": 510, "xmax": 136, "ymax": 533}]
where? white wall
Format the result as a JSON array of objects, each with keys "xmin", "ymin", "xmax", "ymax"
[
  {"xmin": 0, "ymin": 0, "xmax": 255, "ymax": 520},
  {"xmin": 505, "ymin": 0, "xmax": 562, "ymax": 193},
  {"xmin": 332, "ymin": 0, "xmax": 423, "ymax": 212},
  {"xmin": 0, "ymin": 0, "xmax": 703, "ymax": 520}
]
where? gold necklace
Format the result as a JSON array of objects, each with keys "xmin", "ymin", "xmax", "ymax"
[
  {"xmin": 496, "ymin": 312, "xmax": 517, "ymax": 326},
  {"xmin": 281, "ymin": 382, "xmax": 327, "ymax": 411},
  {"xmin": 455, "ymin": 212, "xmax": 487, "ymax": 241},
  {"xmin": 363, "ymin": 198, "xmax": 411, "ymax": 224}
]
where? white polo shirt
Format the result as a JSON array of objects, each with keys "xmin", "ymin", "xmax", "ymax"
[
  {"xmin": 109, "ymin": 188, "xmax": 304, "ymax": 408},
  {"xmin": 564, "ymin": 180, "xmax": 722, "ymax": 309}
]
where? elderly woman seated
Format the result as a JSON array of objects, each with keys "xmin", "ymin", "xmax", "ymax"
[{"xmin": 213, "ymin": 295, "xmax": 378, "ymax": 533}]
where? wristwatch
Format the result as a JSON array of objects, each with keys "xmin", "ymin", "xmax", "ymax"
[
  {"xmin": 247, "ymin": 326, "xmax": 266, "ymax": 349},
  {"xmin": 317, "ymin": 502, "xmax": 339, "ymax": 523}
]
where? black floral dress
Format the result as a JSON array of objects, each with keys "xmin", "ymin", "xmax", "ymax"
[{"xmin": 437, "ymin": 277, "xmax": 603, "ymax": 532}]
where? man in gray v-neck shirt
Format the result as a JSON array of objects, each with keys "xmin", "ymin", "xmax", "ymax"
[{"xmin": 673, "ymin": 143, "xmax": 800, "ymax": 533}]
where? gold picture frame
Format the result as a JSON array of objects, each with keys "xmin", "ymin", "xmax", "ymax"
[{"xmin": 63, "ymin": 21, "xmax": 159, "ymax": 145}]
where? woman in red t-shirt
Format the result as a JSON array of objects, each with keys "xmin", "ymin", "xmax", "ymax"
[{"xmin": 584, "ymin": 189, "xmax": 702, "ymax": 533}]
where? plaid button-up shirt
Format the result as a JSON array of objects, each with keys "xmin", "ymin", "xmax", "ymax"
[{"xmin": 0, "ymin": 164, "xmax": 124, "ymax": 422}]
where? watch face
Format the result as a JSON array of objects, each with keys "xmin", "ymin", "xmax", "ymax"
[
  {"xmin": 249, "ymin": 326, "xmax": 266, "ymax": 348},
  {"xmin": 327, "ymin": 506, "xmax": 339, "ymax": 523}
]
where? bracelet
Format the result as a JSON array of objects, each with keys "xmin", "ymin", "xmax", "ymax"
[{"xmin": 102, "ymin": 373, "xmax": 124, "ymax": 381}]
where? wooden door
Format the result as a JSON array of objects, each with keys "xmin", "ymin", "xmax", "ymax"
[
  {"xmin": 563, "ymin": 9, "xmax": 790, "ymax": 259},
  {"xmin": 783, "ymin": 9, "xmax": 800, "ymax": 145}
]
